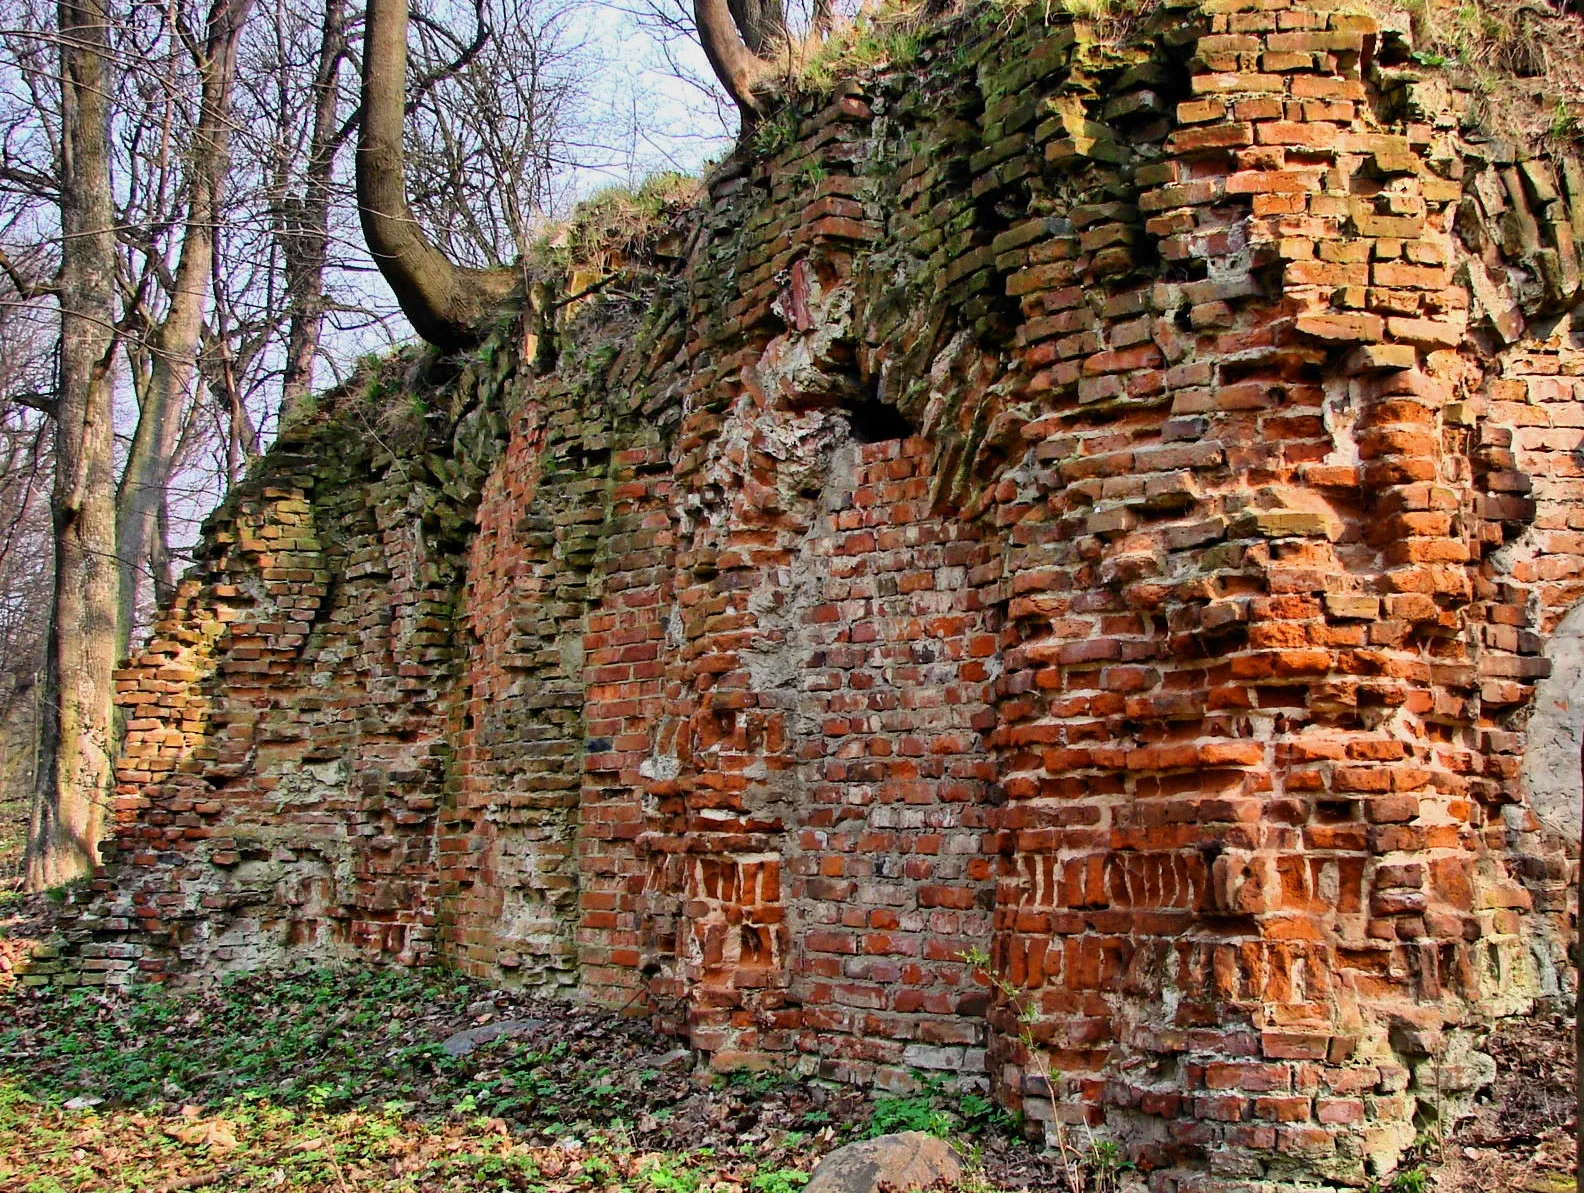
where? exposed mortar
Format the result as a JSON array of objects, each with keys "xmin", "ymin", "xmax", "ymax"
[{"xmin": 32, "ymin": 0, "xmax": 1584, "ymax": 1188}]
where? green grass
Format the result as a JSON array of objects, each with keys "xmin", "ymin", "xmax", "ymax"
[
  {"xmin": 527, "ymin": 173, "xmax": 700, "ymax": 275},
  {"xmin": 0, "ymin": 964, "xmax": 1038, "ymax": 1192},
  {"xmin": 0, "ymin": 1082, "xmax": 739, "ymax": 1192}
]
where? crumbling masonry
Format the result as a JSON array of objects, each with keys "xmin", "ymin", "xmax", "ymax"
[{"xmin": 52, "ymin": 0, "xmax": 1584, "ymax": 1187}]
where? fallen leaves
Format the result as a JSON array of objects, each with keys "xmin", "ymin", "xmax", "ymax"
[
  {"xmin": 5, "ymin": 951, "xmax": 1574, "ymax": 1193},
  {"xmin": 164, "ymin": 1116, "xmax": 239, "ymax": 1151}
]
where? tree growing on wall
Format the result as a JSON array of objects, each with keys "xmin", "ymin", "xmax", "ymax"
[
  {"xmin": 693, "ymin": 0, "xmax": 787, "ymax": 117},
  {"xmin": 357, "ymin": 0, "xmax": 517, "ymax": 350},
  {"xmin": 355, "ymin": 0, "xmax": 797, "ymax": 345}
]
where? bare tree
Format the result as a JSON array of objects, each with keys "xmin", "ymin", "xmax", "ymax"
[
  {"xmin": 24, "ymin": 0, "xmax": 120, "ymax": 889},
  {"xmin": 0, "ymin": 298, "xmax": 55, "ymax": 885},
  {"xmin": 265, "ymin": 0, "xmax": 354, "ymax": 416},
  {"xmin": 357, "ymin": 0, "xmax": 515, "ymax": 350},
  {"xmin": 115, "ymin": 0, "xmax": 256, "ymax": 648},
  {"xmin": 404, "ymin": 0, "xmax": 589, "ymax": 268}
]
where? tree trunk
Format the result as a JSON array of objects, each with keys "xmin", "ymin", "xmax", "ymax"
[
  {"xmin": 152, "ymin": 489, "xmax": 175, "ymax": 611},
  {"xmin": 115, "ymin": 0, "xmax": 254, "ymax": 650},
  {"xmin": 357, "ymin": 0, "xmax": 514, "ymax": 352},
  {"xmin": 727, "ymin": 0, "xmax": 785, "ymax": 55},
  {"xmin": 695, "ymin": 0, "xmax": 772, "ymax": 118},
  {"xmin": 24, "ymin": 0, "xmax": 119, "ymax": 890},
  {"xmin": 279, "ymin": 0, "xmax": 347, "ymax": 417}
]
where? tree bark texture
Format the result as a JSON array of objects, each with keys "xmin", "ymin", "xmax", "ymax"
[
  {"xmin": 279, "ymin": 0, "xmax": 347, "ymax": 417},
  {"xmin": 116, "ymin": 0, "xmax": 255, "ymax": 650},
  {"xmin": 694, "ymin": 0, "xmax": 772, "ymax": 118},
  {"xmin": 25, "ymin": 0, "xmax": 120, "ymax": 889},
  {"xmin": 726, "ymin": 0, "xmax": 785, "ymax": 55},
  {"xmin": 357, "ymin": 0, "xmax": 514, "ymax": 352}
]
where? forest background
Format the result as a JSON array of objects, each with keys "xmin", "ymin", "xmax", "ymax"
[{"xmin": 0, "ymin": 0, "xmax": 783, "ymax": 886}]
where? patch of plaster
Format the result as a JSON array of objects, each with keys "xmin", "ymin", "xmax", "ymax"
[{"xmin": 1521, "ymin": 596, "xmax": 1584, "ymax": 840}]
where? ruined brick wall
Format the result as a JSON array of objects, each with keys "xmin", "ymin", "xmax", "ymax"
[{"xmin": 66, "ymin": 0, "xmax": 1584, "ymax": 1187}]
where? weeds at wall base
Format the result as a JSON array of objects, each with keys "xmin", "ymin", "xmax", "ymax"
[{"xmin": 1, "ymin": 964, "xmax": 1062, "ymax": 1192}]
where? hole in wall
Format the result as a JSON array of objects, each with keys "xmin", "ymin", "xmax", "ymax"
[
  {"xmin": 1315, "ymin": 800, "xmax": 1355, "ymax": 823},
  {"xmin": 846, "ymin": 395, "xmax": 915, "ymax": 444}
]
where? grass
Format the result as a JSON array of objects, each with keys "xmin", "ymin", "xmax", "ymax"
[
  {"xmin": 797, "ymin": 3, "xmax": 928, "ymax": 95},
  {"xmin": 528, "ymin": 173, "xmax": 700, "ymax": 277},
  {"xmin": 1381, "ymin": 0, "xmax": 1584, "ymax": 145},
  {"xmin": 1553, "ymin": 98, "xmax": 1584, "ymax": 145},
  {"xmin": 1397, "ymin": 0, "xmax": 1549, "ymax": 76},
  {"xmin": 967, "ymin": 0, "xmax": 1163, "ymax": 44},
  {"xmin": 0, "ymin": 964, "xmax": 1043, "ymax": 1193},
  {"xmin": 0, "ymin": 1087, "xmax": 735, "ymax": 1193}
]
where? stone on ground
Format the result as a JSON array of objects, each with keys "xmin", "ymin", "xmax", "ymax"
[
  {"xmin": 440, "ymin": 1018, "xmax": 546, "ymax": 1057},
  {"xmin": 804, "ymin": 1131, "xmax": 961, "ymax": 1193}
]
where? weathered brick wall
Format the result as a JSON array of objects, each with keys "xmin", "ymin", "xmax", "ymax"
[{"xmin": 63, "ymin": 0, "xmax": 1584, "ymax": 1187}]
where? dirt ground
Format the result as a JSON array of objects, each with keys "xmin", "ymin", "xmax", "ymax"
[
  {"xmin": 1, "ymin": 890, "xmax": 1579, "ymax": 1192},
  {"xmin": 1431, "ymin": 1008, "xmax": 1577, "ymax": 1193}
]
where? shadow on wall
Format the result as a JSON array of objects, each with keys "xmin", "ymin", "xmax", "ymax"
[{"xmin": 1523, "ymin": 597, "xmax": 1584, "ymax": 845}]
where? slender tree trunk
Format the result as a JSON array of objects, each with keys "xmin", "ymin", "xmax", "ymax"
[
  {"xmin": 357, "ymin": 0, "xmax": 514, "ymax": 351},
  {"xmin": 152, "ymin": 490, "xmax": 175, "ymax": 610},
  {"xmin": 278, "ymin": 0, "xmax": 346, "ymax": 418},
  {"xmin": 115, "ymin": 0, "xmax": 254, "ymax": 649},
  {"xmin": 25, "ymin": 0, "xmax": 119, "ymax": 890}
]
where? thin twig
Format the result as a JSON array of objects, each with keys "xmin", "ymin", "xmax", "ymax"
[{"xmin": 152, "ymin": 1166, "xmax": 238, "ymax": 1193}]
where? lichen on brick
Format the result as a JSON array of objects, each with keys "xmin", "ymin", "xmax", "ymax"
[{"xmin": 62, "ymin": 0, "xmax": 1584, "ymax": 1187}]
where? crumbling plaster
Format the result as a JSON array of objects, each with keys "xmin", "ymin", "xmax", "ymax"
[{"xmin": 44, "ymin": 1, "xmax": 1584, "ymax": 1188}]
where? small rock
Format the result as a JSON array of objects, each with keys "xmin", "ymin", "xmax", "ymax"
[
  {"xmin": 439, "ymin": 1017, "xmax": 546, "ymax": 1057},
  {"xmin": 805, "ymin": 1131, "xmax": 962, "ymax": 1193},
  {"xmin": 658, "ymin": 1047, "xmax": 695, "ymax": 1071}
]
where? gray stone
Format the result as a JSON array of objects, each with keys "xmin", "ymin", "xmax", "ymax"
[
  {"xmin": 1523, "ymin": 597, "xmax": 1584, "ymax": 842},
  {"xmin": 439, "ymin": 1018, "xmax": 546, "ymax": 1058},
  {"xmin": 805, "ymin": 1132, "xmax": 962, "ymax": 1193}
]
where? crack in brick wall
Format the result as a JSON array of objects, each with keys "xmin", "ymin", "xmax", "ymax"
[{"xmin": 41, "ymin": 1, "xmax": 1584, "ymax": 1188}]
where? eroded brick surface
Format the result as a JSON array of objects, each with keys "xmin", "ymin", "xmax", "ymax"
[{"xmin": 63, "ymin": 1, "xmax": 1584, "ymax": 1187}]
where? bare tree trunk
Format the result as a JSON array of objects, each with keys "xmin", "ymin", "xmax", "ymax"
[
  {"xmin": 25, "ymin": 0, "xmax": 119, "ymax": 890},
  {"xmin": 810, "ymin": 0, "xmax": 831, "ymax": 39},
  {"xmin": 278, "ymin": 0, "xmax": 346, "ymax": 417},
  {"xmin": 357, "ymin": 0, "xmax": 514, "ymax": 352},
  {"xmin": 694, "ymin": 0, "xmax": 772, "ymax": 119},
  {"xmin": 152, "ymin": 489, "xmax": 175, "ymax": 610},
  {"xmin": 115, "ymin": 0, "xmax": 254, "ymax": 650},
  {"xmin": 727, "ymin": 0, "xmax": 784, "ymax": 55}
]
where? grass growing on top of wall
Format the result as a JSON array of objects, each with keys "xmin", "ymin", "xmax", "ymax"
[
  {"xmin": 527, "ymin": 173, "xmax": 702, "ymax": 278},
  {"xmin": 1381, "ymin": 0, "xmax": 1584, "ymax": 146}
]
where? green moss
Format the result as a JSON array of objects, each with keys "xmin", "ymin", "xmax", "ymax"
[{"xmin": 527, "ymin": 171, "xmax": 701, "ymax": 277}]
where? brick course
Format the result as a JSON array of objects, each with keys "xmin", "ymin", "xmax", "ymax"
[{"xmin": 57, "ymin": 1, "xmax": 1584, "ymax": 1188}]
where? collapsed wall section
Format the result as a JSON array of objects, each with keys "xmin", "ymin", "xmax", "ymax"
[
  {"xmin": 90, "ymin": 425, "xmax": 466, "ymax": 971},
  {"xmin": 63, "ymin": 0, "xmax": 1584, "ymax": 1188}
]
